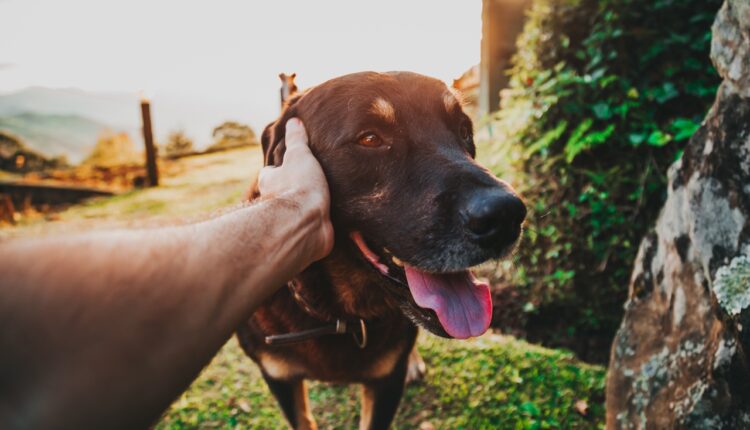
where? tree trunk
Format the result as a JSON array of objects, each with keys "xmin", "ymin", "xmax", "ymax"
[{"xmin": 606, "ymin": 1, "xmax": 750, "ymax": 428}]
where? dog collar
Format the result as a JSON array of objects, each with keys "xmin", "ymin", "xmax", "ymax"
[
  {"xmin": 263, "ymin": 280, "xmax": 369, "ymax": 348},
  {"xmin": 264, "ymin": 318, "xmax": 368, "ymax": 349}
]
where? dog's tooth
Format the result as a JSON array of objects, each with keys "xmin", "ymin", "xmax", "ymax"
[{"xmin": 392, "ymin": 256, "xmax": 404, "ymax": 267}]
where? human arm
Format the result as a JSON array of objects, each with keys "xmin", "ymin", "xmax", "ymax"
[{"xmin": 0, "ymin": 118, "xmax": 332, "ymax": 430}]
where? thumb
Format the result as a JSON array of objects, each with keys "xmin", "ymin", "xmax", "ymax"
[
  {"xmin": 257, "ymin": 165, "xmax": 277, "ymax": 194},
  {"xmin": 284, "ymin": 118, "xmax": 309, "ymax": 153}
]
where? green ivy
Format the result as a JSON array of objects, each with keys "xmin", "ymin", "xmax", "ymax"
[{"xmin": 484, "ymin": 0, "xmax": 721, "ymax": 362}]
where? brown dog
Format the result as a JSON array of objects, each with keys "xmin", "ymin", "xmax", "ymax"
[{"xmin": 237, "ymin": 71, "xmax": 526, "ymax": 430}]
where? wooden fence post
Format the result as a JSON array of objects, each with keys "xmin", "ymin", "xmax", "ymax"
[{"xmin": 140, "ymin": 97, "xmax": 159, "ymax": 187}]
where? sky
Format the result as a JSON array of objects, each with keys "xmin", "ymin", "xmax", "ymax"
[{"xmin": 0, "ymin": 0, "xmax": 482, "ymax": 137}]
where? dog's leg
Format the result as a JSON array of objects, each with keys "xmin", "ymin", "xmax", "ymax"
[
  {"xmin": 262, "ymin": 374, "xmax": 317, "ymax": 430},
  {"xmin": 405, "ymin": 344, "xmax": 426, "ymax": 384},
  {"xmin": 359, "ymin": 359, "xmax": 407, "ymax": 430}
]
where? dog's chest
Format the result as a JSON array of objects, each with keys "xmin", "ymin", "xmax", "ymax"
[
  {"xmin": 243, "ymin": 317, "xmax": 417, "ymax": 383},
  {"xmin": 257, "ymin": 337, "xmax": 406, "ymax": 382}
]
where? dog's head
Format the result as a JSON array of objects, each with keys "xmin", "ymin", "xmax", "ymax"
[{"xmin": 262, "ymin": 71, "xmax": 526, "ymax": 339}]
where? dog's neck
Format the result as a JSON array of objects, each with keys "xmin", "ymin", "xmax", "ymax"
[{"xmin": 290, "ymin": 245, "xmax": 401, "ymax": 321}]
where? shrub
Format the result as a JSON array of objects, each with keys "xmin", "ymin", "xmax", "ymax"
[
  {"xmin": 209, "ymin": 121, "xmax": 257, "ymax": 151},
  {"xmin": 83, "ymin": 132, "xmax": 141, "ymax": 167},
  {"xmin": 164, "ymin": 130, "xmax": 195, "ymax": 157},
  {"xmin": 484, "ymin": 0, "xmax": 721, "ymax": 361}
]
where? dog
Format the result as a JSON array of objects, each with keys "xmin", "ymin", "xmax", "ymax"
[{"xmin": 237, "ymin": 71, "xmax": 526, "ymax": 430}]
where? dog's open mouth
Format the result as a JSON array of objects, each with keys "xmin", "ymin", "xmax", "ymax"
[{"xmin": 350, "ymin": 231, "xmax": 492, "ymax": 339}]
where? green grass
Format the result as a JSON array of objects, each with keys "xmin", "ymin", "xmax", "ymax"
[
  {"xmin": 2, "ymin": 146, "xmax": 606, "ymax": 429},
  {"xmin": 157, "ymin": 335, "xmax": 605, "ymax": 430}
]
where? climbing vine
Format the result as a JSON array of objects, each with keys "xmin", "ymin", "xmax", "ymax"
[{"xmin": 484, "ymin": 0, "xmax": 722, "ymax": 361}]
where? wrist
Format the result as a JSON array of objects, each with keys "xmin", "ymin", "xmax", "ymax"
[
  {"xmin": 202, "ymin": 197, "xmax": 332, "ymax": 289},
  {"xmin": 272, "ymin": 191, "xmax": 334, "ymax": 263},
  {"xmin": 270, "ymin": 189, "xmax": 326, "ymax": 222}
]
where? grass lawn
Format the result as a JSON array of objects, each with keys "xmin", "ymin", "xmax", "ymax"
[
  {"xmin": 158, "ymin": 335, "xmax": 604, "ymax": 430},
  {"xmin": 2, "ymin": 146, "xmax": 606, "ymax": 429}
]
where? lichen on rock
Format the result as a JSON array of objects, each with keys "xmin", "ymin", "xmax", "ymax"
[{"xmin": 713, "ymin": 251, "xmax": 750, "ymax": 315}]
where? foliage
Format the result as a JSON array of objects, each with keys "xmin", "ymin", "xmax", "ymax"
[
  {"xmin": 0, "ymin": 130, "xmax": 67, "ymax": 172},
  {"xmin": 485, "ymin": 0, "xmax": 721, "ymax": 361},
  {"xmin": 158, "ymin": 335, "xmax": 605, "ymax": 429},
  {"xmin": 82, "ymin": 132, "xmax": 141, "ymax": 167},
  {"xmin": 165, "ymin": 130, "xmax": 195, "ymax": 157},
  {"xmin": 209, "ymin": 121, "xmax": 257, "ymax": 151}
]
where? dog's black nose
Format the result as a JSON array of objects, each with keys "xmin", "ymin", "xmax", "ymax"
[{"xmin": 460, "ymin": 188, "xmax": 526, "ymax": 247}]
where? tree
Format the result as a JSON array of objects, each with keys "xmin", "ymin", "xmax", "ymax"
[
  {"xmin": 164, "ymin": 130, "xmax": 194, "ymax": 157},
  {"xmin": 607, "ymin": 1, "xmax": 750, "ymax": 426},
  {"xmin": 209, "ymin": 121, "xmax": 257, "ymax": 151},
  {"xmin": 82, "ymin": 132, "xmax": 140, "ymax": 167}
]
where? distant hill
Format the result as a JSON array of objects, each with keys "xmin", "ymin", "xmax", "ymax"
[
  {"xmin": 0, "ymin": 86, "xmax": 140, "ymax": 129},
  {"xmin": 0, "ymin": 86, "xmax": 257, "ymax": 162},
  {"xmin": 0, "ymin": 112, "xmax": 116, "ymax": 163},
  {"xmin": 0, "ymin": 129, "xmax": 64, "ymax": 172},
  {"xmin": 0, "ymin": 87, "xmax": 139, "ymax": 163}
]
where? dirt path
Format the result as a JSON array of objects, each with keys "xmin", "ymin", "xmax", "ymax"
[{"xmin": 0, "ymin": 146, "xmax": 263, "ymax": 240}]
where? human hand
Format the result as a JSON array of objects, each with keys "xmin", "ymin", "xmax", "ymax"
[{"xmin": 257, "ymin": 118, "xmax": 334, "ymax": 263}]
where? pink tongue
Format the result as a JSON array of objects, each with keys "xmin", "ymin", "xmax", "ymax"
[{"xmin": 404, "ymin": 266, "xmax": 492, "ymax": 339}]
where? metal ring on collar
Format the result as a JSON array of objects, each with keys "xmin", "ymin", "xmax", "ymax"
[{"xmin": 351, "ymin": 319, "xmax": 367, "ymax": 349}]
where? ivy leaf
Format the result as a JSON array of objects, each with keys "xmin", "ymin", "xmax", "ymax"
[
  {"xmin": 670, "ymin": 118, "xmax": 701, "ymax": 141},
  {"xmin": 592, "ymin": 103, "xmax": 612, "ymax": 120},
  {"xmin": 655, "ymin": 82, "xmax": 679, "ymax": 103},
  {"xmin": 647, "ymin": 130, "xmax": 673, "ymax": 146},
  {"xmin": 565, "ymin": 121, "xmax": 616, "ymax": 163},
  {"xmin": 628, "ymin": 132, "xmax": 647, "ymax": 146},
  {"xmin": 564, "ymin": 119, "xmax": 594, "ymax": 162},
  {"xmin": 525, "ymin": 121, "xmax": 568, "ymax": 157}
]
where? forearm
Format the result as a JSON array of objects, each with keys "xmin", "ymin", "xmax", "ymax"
[{"xmin": 0, "ymin": 198, "xmax": 321, "ymax": 429}]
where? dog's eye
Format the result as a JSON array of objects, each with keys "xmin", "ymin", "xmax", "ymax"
[
  {"xmin": 358, "ymin": 133, "xmax": 384, "ymax": 148},
  {"xmin": 459, "ymin": 123, "xmax": 472, "ymax": 141}
]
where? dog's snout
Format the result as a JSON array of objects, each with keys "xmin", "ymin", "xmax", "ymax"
[{"xmin": 460, "ymin": 188, "xmax": 526, "ymax": 246}]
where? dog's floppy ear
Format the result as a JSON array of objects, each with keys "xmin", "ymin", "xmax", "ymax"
[{"xmin": 262, "ymin": 93, "xmax": 303, "ymax": 167}]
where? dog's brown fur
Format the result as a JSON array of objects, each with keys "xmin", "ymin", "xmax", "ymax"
[{"xmin": 237, "ymin": 71, "xmax": 525, "ymax": 430}]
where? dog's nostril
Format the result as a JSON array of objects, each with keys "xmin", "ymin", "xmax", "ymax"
[
  {"xmin": 464, "ymin": 206, "xmax": 498, "ymax": 237},
  {"xmin": 461, "ymin": 190, "xmax": 526, "ymax": 240},
  {"xmin": 506, "ymin": 194, "xmax": 527, "ymax": 226}
]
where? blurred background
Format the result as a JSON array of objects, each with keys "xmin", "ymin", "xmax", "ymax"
[
  {"xmin": 0, "ymin": 0, "xmax": 481, "ymax": 157},
  {"xmin": 1, "ymin": 0, "xmax": 727, "ymax": 428}
]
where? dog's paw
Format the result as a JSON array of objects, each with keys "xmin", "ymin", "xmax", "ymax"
[{"xmin": 406, "ymin": 348, "xmax": 427, "ymax": 384}]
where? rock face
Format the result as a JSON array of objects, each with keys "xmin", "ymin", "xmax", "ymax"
[{"xmin": 606, "ymin": 1, "xmax": 750, "ymax": 428}]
